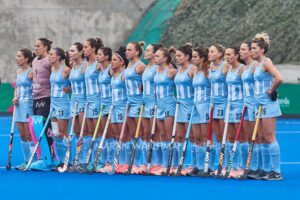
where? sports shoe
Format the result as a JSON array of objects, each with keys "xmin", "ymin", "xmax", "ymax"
[
  {"xmin": 119, "ymin": 164, "xmax": 129, "ymax": 174},
  {"xmin": 104, "ymin": 164, "xmax": 113, "ymax": 173},
  {"xmin": 138, "ymin": 165, "xmax": 147, "ymax": 174},
  {"xmin": 221, "ymin": 168, "xmax": 227, "ymax": 176},
  {"xmin": 15, "ymin": 162, "xmax": 27, "ymax": 171},
  {"xmin": 149, "ymin": 165, "xmax": 160, "ymax": 175},
  {"xmin": 131, "ymin": 165, "xmax": 140, "ymax": 174},
  {"xmin": 261, "ymin": 171, "xmax": 283, "ymax": 181},
  {"xmin": 154, "ymin": 167, "xmax": 167, "ymax": 176},
  {"xmin": 86, "ymin": 164, "xmax": 96, "ymax": 172},
  {"xmin": 187, "ymin": 167, "xmax": 199, "ymax": 176},
  {"xmin": 76, "ymin": 164, "xmax": 88, "ymax": 173},
  {"xmin": 247, "ymin": 169, "xmax": 266, "ymax": 180},
  {"xmin": 237, "ymin": 168, "xmax": 244, "ymax": 177},
  {"xmin": 115, "ymin": 164, "xmax": 124, "ymax": 174},
  {"xmin": 181, "ymin": 166, "xmax": 193, "ymax": 176},
  {"xmin": 229, "ymin": 169, "xmax": 240, "ymax": 178},
  {"xmin": 170, "ymin": 167, "xmax": 177, "ymax": 176},
  {"xmin": 197, "ymin": 170, "xmax": 206, "ymax": 177},
  {"xmin": 30, "ymin": 159, "xmax": 53, "ymax": 171},
  {"xmin": 96, "ymin": 163, "xmax": 110, "ymax": 173},
  {"xmin": 67, "ymin": 165, "xmax": 76, "ymax": 172}
]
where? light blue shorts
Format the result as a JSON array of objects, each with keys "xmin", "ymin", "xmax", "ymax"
[
  {"xmin": 86, "ymin": 95, "xmax": 101, "ymax": 119},
  {"xmin": 127, "ymin": 95, "xmax": 143, "ymax": 118},
  {"xmin": 70, "ymin": 95, "xmax": 86, "ymax": 117},
  {"xmin": 51, "ymin": 97, "xmax": 70, "ymax": 120},
  {"xmin": 143, "ymin": 98, "xmax": 155, "ymax": 118},
  {"xmin": 257, "ymin": 100, "xmax": 282, "ymax": 119},
  {"xmin": 226, "ymin": 101, "xmax": 244, "ymax": 123},
  {"xmin": 177, "ymin": 99, "xmax": 194, "ymax": 123},
  {"xmin": 101, "ymin": 99, "xmax": 112, "ymax": 116},
  {"xmin": 212, "ymin": 102, "xmax": 227, "ymax": 119},
  {"xmin": 192, "ymin": 102, "xmax": 210, "ymax": 124},
  {"xmin": 15, "ymin": 99, "xmax": 33, "ymax": 122},
  {"xmin": 111, "ymin": 102, "xmax": 127, "ymax": 123},
  {"xmin": 156, "ymin": 99, "xmax": 176, "ymax": 120}
]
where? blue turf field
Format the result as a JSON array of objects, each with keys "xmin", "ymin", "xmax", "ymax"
[{"xmin": 0, "ymin": 116, "xmax": 300, "ymax": 200}]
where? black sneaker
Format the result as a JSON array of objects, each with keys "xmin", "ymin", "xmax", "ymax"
[
  {"xmin": 247, "ymin": 169, "xmax": 266, "ymax": 180},
  {"xmin": 261, "ymin": 171, "xmax": 283, "ymax": 181},
  {"xmin": 67, "ymin": 165, "xmax": 76, "ymax": 172},
  {"xmin": 187, "ymin": 168, "xmax": 199, "ymax": 177}
]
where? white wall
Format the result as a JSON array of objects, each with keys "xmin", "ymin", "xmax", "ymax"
[{"xmin": 0, "ymin": 0, "xmax": 155, "ymax": 82}]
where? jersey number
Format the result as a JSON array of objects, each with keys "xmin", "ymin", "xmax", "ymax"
[
  {"xmin": 217, "ymin": 109, "xmax": 223, "ymax": 117},
  {"xmin": 118, "ymin": 113, "xmax": 123, "ymax": 120},
  {"xmin": 58, "ymin": 110, "xmax": 64, "ymax": 117},
  {"xmin": 93, "ymin": 109, "xmax": 98, "ymax": 116}
]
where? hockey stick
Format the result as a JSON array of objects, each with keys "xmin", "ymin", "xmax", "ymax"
[
  {"xmin": 108, "ymin": 104, "xmax": 130, "ymax": 175},
  {"xmin": 216, "ymin": 102, "xmax": 231, "ymax": 177},
  {"xmin": 23, "ymin": 108, "xmax": 54, "ymax": 171},
  {"xmin": 224, "ymin": 106, "xmax": 247, "ymax": 178},
  {"xmin": 88, "ymin": 105, "xmax": 114, "ymax": 173},
  {"xmin": 58, "ymin": 102, "xmax": 78, "ymax": 173},
  {"xmin": 145, "ymin": 105, "xmax": 157, "ymax": 175},
  {"xmin": 240, "ymin": 105, "xmax": 262, "ymax": 179},
  {"xmin": 203, "ymin": 104, "xmax": 214, "ymax": 176},
  {"xmin": 6, "ymin": 105, "xmax": 16, "ymax": 170},
  {"xmin": 72, "ymin": 102, "xmax": 88, "ymax": 169},
  {"xmin": 175, "ymin": 105, "xmax": 196, "ymax": 176},
  {"xmin": 165, "ymin": 102, "xmax": 180, "ymax": 176},
  {"xmin": 126, "ymin": 104, "xmax": 145, "ymax": 174},
  {"xmin": 81, "ymin": 105, "xmax": 104, "ymax": 171}
]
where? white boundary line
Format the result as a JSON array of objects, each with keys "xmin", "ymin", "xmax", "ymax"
[
  {"xmin": 277, "ymin": 131, "xmax": 300, "ymax": 134},
  {"xmin": 281, "ymin": 162, "xmax": 300, "ymax": 165}
]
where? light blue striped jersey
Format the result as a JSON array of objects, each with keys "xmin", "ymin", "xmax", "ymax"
[
  {"xmin": 154, "ymin": 68, "xmax": 175, "ymax": 100},
  {"xmin": 142, "ymin": 65, "xmax": 156, "ymax": 101},
  {"xmin": 254, "ymin": 59, "xmax": 273, "ymax": 104},
  {"xmin": 192, "ymin": 70, "xmax": 210, "ymax": 104},
  {"xmin": 50, "ymin": 64, "xmax": 70, "ymax": 98},
  {"xmin": 226, "ymin": 64, "xmax": 244, "ymax": 101},
  {"xmin": 69, "ymin": 61, "xmax": 86, "ymax": 96},
  {"xmin": 98, "ymin": 64, "xmax": 112, "ymax": 101},
  {"xmin": 16, "ymin": 68, "xmax": 32, "ymax": 101},
  {"xmin": 241, "ymin": 62, "xmax": 256, "ymax": 97},
  {"xmin": 85, "ymin": 61, "xmax": 100, "ymax": 96},
  {"xmin": 123, "ymin": 61, "xmax": 143, "ymax": 97},
  {"xmin": 208, "ymin": 61, "xmax": 227, "ymax": 103},
  {"xmin": 111, "ymin": 72, "xmax": 127, "ymax": 105},
  {"xmin": 174, "ymin": 64, "xmax": 194, "ymax": 100}
]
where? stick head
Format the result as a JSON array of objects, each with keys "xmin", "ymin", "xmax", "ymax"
[{"xmin": 6, "ymin": 165, "xmax": 11, "ymax": 171}]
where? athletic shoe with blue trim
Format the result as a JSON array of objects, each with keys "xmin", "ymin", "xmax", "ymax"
[
  {"xmin": 15, "ymin": 162, "xmax": 27, "ymax": 171},
  {"xmin": 261, "ymin": 171, "xmax": 283, "ymax": 181},
  {"xmin": 29, "ymin": 159, "xmax": 54, "ymax": 171}
]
